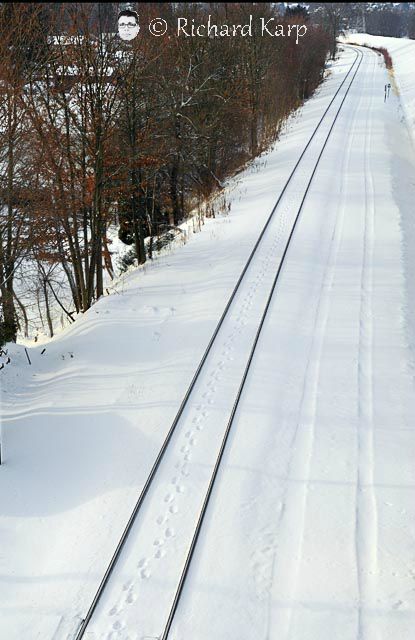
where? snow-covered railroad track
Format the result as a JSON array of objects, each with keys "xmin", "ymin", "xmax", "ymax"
[{"xmin": 75, "ymin": 46, "xmax": 363, "ymax": 640}]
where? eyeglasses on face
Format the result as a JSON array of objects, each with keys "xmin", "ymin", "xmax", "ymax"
[{"xmin": 119, "ymin": 22, "xmax": 137, "ymax": 28}]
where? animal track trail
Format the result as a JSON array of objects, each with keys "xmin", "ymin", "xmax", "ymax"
[{"xmin": 98, "ymin": 206, "xmax": 292, "ymax": 637}]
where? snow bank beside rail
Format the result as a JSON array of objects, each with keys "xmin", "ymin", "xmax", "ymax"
[{"xmin": 341, "ymin": 33, "xmax": 415, "ymax": 142}]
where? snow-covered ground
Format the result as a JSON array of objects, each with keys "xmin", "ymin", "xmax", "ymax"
[
  {"xmin": 341, "ymin": 33, "xmax": 415, "ymax": 396},
  {"xmin": 341, "ymin": 33, "xmax": 415, "ymax": 141},
  {"xmin": 1, "ymin": 43, "xmax": 415, "ymax": 640}
]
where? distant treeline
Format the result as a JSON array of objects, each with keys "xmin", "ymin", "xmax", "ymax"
[
  {"xmin": 0, "ymin": 3, "xmax": 330, "ymax": 344},
  {"xmin": 306, "ymin": 2, "xmax": 415, "ymax": 41}
]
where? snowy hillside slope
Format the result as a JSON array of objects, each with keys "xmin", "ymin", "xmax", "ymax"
[{"xmin": 341, "ymin": 33, "xmax": 415, "ymax": 141}]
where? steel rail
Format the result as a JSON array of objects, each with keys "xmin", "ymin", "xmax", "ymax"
[
  {"xmin": 160, "ymin": 44, "xmax": 364, "ymax": 640},
  {"xmin": 75, "ymin": 45, "xmax": 362, "ymax": 639}
]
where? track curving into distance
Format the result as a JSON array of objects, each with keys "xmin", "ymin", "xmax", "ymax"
[{"xmin": 75, "ymin": 44, "xmax": 363, "ymax": 640}]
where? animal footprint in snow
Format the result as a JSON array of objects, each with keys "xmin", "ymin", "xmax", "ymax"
[
  {"xmin": 185, "ymin": 430, "xmax": 193, "ymax": 438},
  {"xmin": 113, "ymin": 619, "xmax": 126, "ymax": 631},
  {"xmin": 156, "ymin": 515, "xmax": 166, "ymax": 525},
  {"xmin": 153, "ymin": 538, "xmax": 164, "ymax": 547},
  {"xmin": 189, "ymin": 437, "xmax": 196, "ymax": 446},
  {"xmin": 181, "ymin": 445, "xmax": 190, "ymax": 454},
  {"xmin": 165, "ymin": 527, "xmax": 175, "ymax": 538},
  {"xmin": 169, "ymin": 503, "xmax": 179, "ymax": 514},
  {"xmin": 164, "ymin": 493, "xmax": 174, "ymax": 503},
  {"xmin": 155, "ymin": 548, "xmax": 166, "ymax": 559},
  {"xmin": 181, "ymin": 466, "xmax": 190, "ymax": 477},
  {"xmin": 123, "ymin": 580, "xmax": 133, "ymax": 592},
  {"xmin": 140, "ymin": 567, "xmax": 151, "ymax": 579},
  {"xmin": 176, "ymin": 484, "xmax": 185, "ymax": 494},
  {"xmin": 109, "ymin": 606, "xmax": 118, "ymax": 616},
  {"xmin": 126, "ymin": 591, "xmax": 137, "ymax": 605}
]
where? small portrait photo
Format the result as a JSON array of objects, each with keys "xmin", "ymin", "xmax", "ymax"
[{"xmin": 118, "ymin": 9, "xmax": 140, "ymax": 41}]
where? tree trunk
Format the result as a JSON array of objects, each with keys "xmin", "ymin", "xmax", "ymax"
[
  {"xmin": 0, "ymin": 284, "xmax": 17, "ymax": 345},
  {"xmin": 170, "ymin": 163, "xmax": 180, "ymax": 226},
  {"xmin": 43, "ymin": 278, "xmax": 54, "ymax": 337}
]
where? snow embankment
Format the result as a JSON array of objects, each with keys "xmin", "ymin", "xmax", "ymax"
[{"xmin": 341, "ymin": 33, "xmax": 415, "ymax": 142}]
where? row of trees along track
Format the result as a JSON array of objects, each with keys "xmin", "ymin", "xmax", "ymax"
[{"xmin": 0, "ymin": 3, "xmax": 331, "ymax": 345}]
